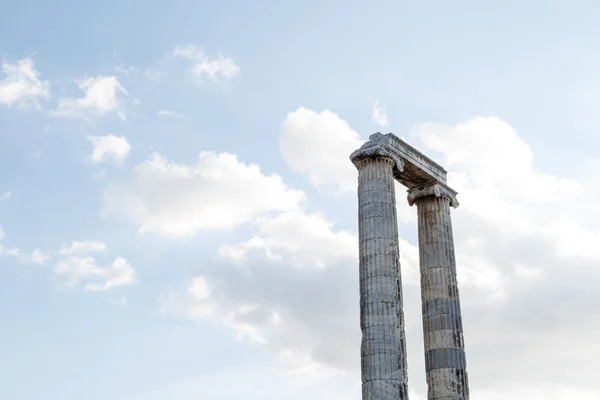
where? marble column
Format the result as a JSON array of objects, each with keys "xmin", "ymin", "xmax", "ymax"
[
  {"xmin": 351, "ymin": 144, "xmax": 409, "ymax": 400},
  {"xmin": 408, "ymin": 183, "xmax": 469, "ymax": 400}
]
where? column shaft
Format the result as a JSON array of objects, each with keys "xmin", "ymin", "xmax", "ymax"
[
  {"xmin": 356, "ymin": 157, "xmax": 409, "ymax": 400},
  {"xmin": 415, "ymin": 196, "xmax": 469, "ymax": 400}
]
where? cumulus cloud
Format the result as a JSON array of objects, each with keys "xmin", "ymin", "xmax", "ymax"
[
  {"xmin": 27, "ymin": 248, "xmax": 50, "ymax": 265},
  {"xmin": 160, "ymin": 114, "xmax": 600, "ymax": 399},
  {"xmin": 219, "ymin": 211, "xmax": 356, "ymax": 268},
  {"xmin": 0, "ymin": 246, "xmax": 49, "ymax": 264},
  {"xmin": 173, "ymin": 44, "xmax": 240, "ymax": 84},
  {"xmin": 158, "ymin": 210, "xmax": 367, "ymax": 366},
  {"xmin": 418, "ymin": 118, "xmax": 600, "ymax": 396},
  {"xmin": 279, "ymin": 107, "xmax": 415, "ymax": 222},
  {"xmin": 0, "ymin": 232, "xmax": 132, "ymax": 291},
  {"xmin": 416, "ymin": 117, "xmax": 580, "ymax": 206},
  {"xmin": 0, "ymin": 225, "xmax": 49, "ymax": 265},
  {"xmin": 100, "ymin": 151, "xmax": 305, "ymax": 238},
  {"xmin": 280, "ymin": 107, "xmax": 364, "ymax": 193},
  {"xmin": 52, "ymin": 76, "xmax": 127, "ymax": 119},
  {"xmin": 54, "ymin": 240, "xmax": 135, "ymax": 291},
  {"xmin": 160, "ymin": 200, "xmax": 422, "ymax": 377},
  {"xmin": 87, "ymin": 134, "xmax": 131, "ymax": 164},
  {"xmin": 0, "ymin": 57, "xmax": 50, "ymax": 109},
  {"xmin": 371, "ymin": 101, "xmax": 388, "ymax": 127}
]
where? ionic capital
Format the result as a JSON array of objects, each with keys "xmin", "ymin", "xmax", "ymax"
[
  {"xmin": 350, "ymin": 141, "xmax": 404, "ymax": 172},
  {"xmin": 407, "ymin": 182, "xmax": 459, "ymax": 208}
]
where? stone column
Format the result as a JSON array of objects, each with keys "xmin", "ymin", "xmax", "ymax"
[
  {"xmin": 408, "ymin": 183, "xmax": 469, "ymax": 400},
  {"xmin": 351, "ymin": 144, "xmax": 409, "ymax": 400}
]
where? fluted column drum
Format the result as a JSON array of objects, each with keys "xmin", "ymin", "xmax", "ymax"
[
  {"xmin": 409, "ymin": 185, "xmax": 469, "ymax": 400},
  {"xmin": 354, "ymin": 156, "xmax": 409, "ymax": 400}
]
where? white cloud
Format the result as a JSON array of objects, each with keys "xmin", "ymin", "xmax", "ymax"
[
  {"xmin": 546, "ymin": 218, "xmax": 600, "ymax": 260},
  {"xmin": 52, "ymin": 76, "xmax": 127, "ymax": 119},
  {"xmin": 27, "ymin": 248, "xmax": 50, "ymax": 265},
  {"xmin": 9, "ymin": 248, "xmax": 49, "ymax": 265},
  {"xmin": 160, "ymin": 277, "xmax": 271, "ymax": 344},
  {"xmin": 58, "ymin": 240, "xmax": 107, "ymax": 255},
  {"xmin": 219, "ymin": 211, "xmax": 356, "ymax": 268},
  {"xmin": 55, "ymin": 256, "xmax": 135, "ymax": 291},
  {"xmin": 0, "ymin": 225, "xmax": 49, "ymax": 265},
  {"xmin": 101, "ymin": 151, "xmax": 305, "ymax": 238},
  {"xmin": 0, "ymin": 191, "xmax": 12, "ymax": 201},
  {"xmin": 371, "ymin": 101, "xmax": 388, "ymax": 127},
  {"xmin": 0, "ymin": 245, "xmax": 19, "ymax": 257},
  {"xmin": 54, "ymin": 240, "xmax": 135, "ymax": 292},
  {"xmin": 157, "ymin": 109, "xmax": 184, "ymax": 119},
  {"xmin": 161, "ymin": 114, "xmax": 600, "ymax": 399},
  {"xmin": 280, "ymin": 107, "xmax": 364, "ymax": 193},
  {"xmin": 160, "ymin": 201, "xmax": 420, "ymax": 373},
  {"xmin": 0, "ymin": 57, "xmax": 50, "ymax": 109},
  {"xmin": 160, "ymin": 205, "xmax": 415, "ymax": 373},
  {"xmin": 54, "ymin": 240, "xmax": 134, "ymax": 291},
  {"xmin": 279, "ymin": 107, "xmax": 415, "ymax": 222},
  {"xmin": 1, "ymin": 233, "xmax": 130, "ymax": 290},
  {"xmin": 159, "ymin": 211, "xmax": 384, "ymax": 374},
  {"xmin": 188, "ymin": 276, "xmax": 212, "ymax": 300},
  {"xmin": 87, "ymin": 134, "xmax": 131, "ymax": 164},
  {"xmin": 173, "ymin": 44, "xmax": 240, "ymax": 84},
  {"xmin": 416, "ymin": 117, "xmax": 579, "ymax": 206}
]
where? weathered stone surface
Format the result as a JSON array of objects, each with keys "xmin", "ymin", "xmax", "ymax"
[
  {"xmin": 407, "ymin": 183, "xmax": 459, "ymax": 208},
  {"xmin": 410, "ymin": 190, "xmax": 469, "ymax": 400},
  {"xmin": 361, "ymin": 133, "xmax": 447, "ymax": 188},
  {"xmin": 351, "ymin": 133, "xmax": 470, "ymax": 400},
  {"xmin": 353, "ymin": 155, "xmax": 409, "ymax": 400}
]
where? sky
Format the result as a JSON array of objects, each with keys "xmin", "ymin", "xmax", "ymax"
[{"xmin": 1, "ymin": 0, "xmax": 600, "ymax": 399}]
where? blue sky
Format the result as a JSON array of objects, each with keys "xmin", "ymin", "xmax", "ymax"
[{"xmin": 2, "ymin": 1, "xmax": 600, "ymax": 399}]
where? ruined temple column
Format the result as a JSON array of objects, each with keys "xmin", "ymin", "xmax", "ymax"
[
  {"xmin": 408, "ymin": 183, "xmax": 469, "ymax": 400},
  {"xmin": 351, "ymin": 144, "xmax": 409, "ymax": 400}
]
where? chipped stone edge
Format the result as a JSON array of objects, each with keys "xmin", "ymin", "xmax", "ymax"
[
  {"xmin": 407, "ymin": 182, "xmax": 459, "ymax": 208},
  {"xmin": 350, "ymin": 142, "xmax": 405, "ymax": 173}
]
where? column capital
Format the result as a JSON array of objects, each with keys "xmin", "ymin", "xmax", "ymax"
[
  {"xmin": 407, "ymin": 182, "xmax": 459, "ymax": 208},
  {"xmin": 350, "ymin": 135, "xmax": 404, "ymax": 172}
]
